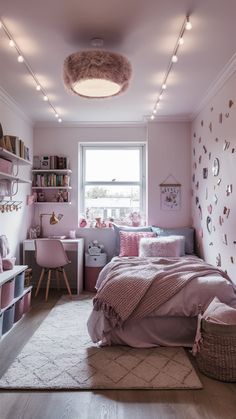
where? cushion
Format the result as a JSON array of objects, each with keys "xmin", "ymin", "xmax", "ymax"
[
  {"xmin": 151, "ymin": 226, "xmax": 194, "ymax": 254},
  {"xmin": 2, "ymin": 257, "xmax": 16, "ymax": 271},
  {"xmin": 139, "ymin": 236, "xmax": 185, "ymax": 257},
  {"xmin": 203, "ymin": 297, "xmax": 236, "ymax": 325},
  {"xmin": 119, "ymin": 231, "xmax": 156, "ymax": 257},
  {"xmin": 0, "ymin": 254, "xmax": 3, "ymax": 273},
  {"xmin": 113, "ymin": 224, "xmax": 153, "ymax": 256}
]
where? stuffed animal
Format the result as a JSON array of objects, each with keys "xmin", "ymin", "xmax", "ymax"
[{"xmin": 88, "ymin": 239, "xmax": 104, "ymax": 255}]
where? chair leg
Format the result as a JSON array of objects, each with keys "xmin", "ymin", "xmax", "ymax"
[
  {"xmin": 62, "ymin": 268, "xmax": 72, "ymax": 298},
  {"xmin": 56, "ymin": 269, "xmax": 60, "ymax": 291},
  {"xmin": 35, "ymin": 268, "xmax": 45, "ymax": 297},
  {"xmin": 45, "ymin": 269, "xmax": 52, "ymax": 301}
]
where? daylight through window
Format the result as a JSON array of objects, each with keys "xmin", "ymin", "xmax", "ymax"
[{"xmin": 80, "ymin": 145, "xmax": 146, "ymax": 226}]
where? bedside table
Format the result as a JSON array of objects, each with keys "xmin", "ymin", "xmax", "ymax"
[{"xmin": 84, "ymin": 253, "xmax": 107, "ymax": 292}]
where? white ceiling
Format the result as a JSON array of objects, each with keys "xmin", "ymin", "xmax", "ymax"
[{"xmin": 0, "ymin": 0, "xmax": 236, "ymax": 124}]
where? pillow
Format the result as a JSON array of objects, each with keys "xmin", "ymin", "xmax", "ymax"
[
  {"xmin": 139, "ymin": 236, "xmax": 185, "ymax": 257},
  {"xmin": 119, "ymin": 231, "xmax": 156, "ymax": 257},
  {"xmin": 112, "ymin": 224, "xmax": 153, "ymax": 256},
  {"xmin": 203, "ymin": 297, "xmax": 236, "ymax": 325},
  {"xmin": 151, "ymin": 226, "xmax": 194, "ymax": 254},
  {"xmin": 0, "ymin": 254, "xmax": 3, "ymax": 273}
]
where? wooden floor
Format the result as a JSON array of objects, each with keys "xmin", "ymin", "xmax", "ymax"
[{"xmin": 0, "ymin": 292, "xmax": 236, "ymax": 419}]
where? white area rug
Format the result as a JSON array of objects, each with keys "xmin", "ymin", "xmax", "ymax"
[{"xmin": 0, "ymin": 295, "xmax": 202, "ymax": 390}]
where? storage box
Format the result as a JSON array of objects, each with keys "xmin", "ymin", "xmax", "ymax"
[
  {"xmin": 85, "ymin": 266, "xmax": 103, "ymax": 292},
  {"xmin": 0, "ymin": 157, "xmax": 13, "ymax": 175},
  {"xmin": 23, "ymin": 290, "xmax": 32, "ymax": 313},
  {"xmin": 14, "ymin": 297, "xmax": 24, "ymax": 323},
  {"xmin": 85, "ymin": 253, "xmax": 107, "ymax": 267},
  {"xmin": 14, "ymin": 271, "xmax": 25, "ymax": 298},
  {"xmin": 1, "ymin": 278, "xmax": 15, "ymax": 309},
  {"xmin": 2, "ymin": 303, "xmax": 15, "ymax": 335}
]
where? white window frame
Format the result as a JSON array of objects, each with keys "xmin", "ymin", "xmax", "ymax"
[{"xmin": 79, "ymin": 143, "xmax": 146, "ymax": 222}]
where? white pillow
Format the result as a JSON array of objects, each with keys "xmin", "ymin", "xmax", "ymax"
[
  {"xmin": 139, "ymin": 235, "xmax": 185, "ymax": 257},
  {"xmin": 203, "ymin": 297, "xmax": 236, "ymax": 325}
]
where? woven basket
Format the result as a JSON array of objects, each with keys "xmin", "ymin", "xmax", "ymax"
[{"xmin": 196, "ymin": 318, "xmax": 236, "ymax": 382}]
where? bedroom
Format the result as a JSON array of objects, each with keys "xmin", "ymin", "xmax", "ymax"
[{"xmin": 0, "ymin": 0, "xmax": 236, "ymax": 417}]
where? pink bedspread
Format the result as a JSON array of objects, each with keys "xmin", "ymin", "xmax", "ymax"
[{"xmin": 93, "ymin": 256, "xmax": 230, "ymax": 327}]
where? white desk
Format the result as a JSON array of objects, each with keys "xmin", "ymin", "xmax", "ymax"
[{"xmin": 23, "ymin": 239, "xmax": 84, "ymax": 295}]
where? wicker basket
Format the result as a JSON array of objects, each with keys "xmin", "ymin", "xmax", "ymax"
[{"xmin": 196, "ymin": 318, "xmax": 236, "ymax": 382}]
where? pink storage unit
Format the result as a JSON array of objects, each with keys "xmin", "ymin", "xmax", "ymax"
[
  {"xmin": 23, "ymin": 290, "xmax": 32, "ymax": 313},
  {"xmin": 1, "ymin": 278, "xmax": 15, "ymax": 309},
  {"xmin": 14, "ymin": 271, "xmax": 25, "ymax": 298},
  {"xmin": 14, "ymin": 296, "xmax": 24, "ymax": 323},
  {"xmin": 0, "ymin": 157, "xmax": 13, "ymax": 174}
]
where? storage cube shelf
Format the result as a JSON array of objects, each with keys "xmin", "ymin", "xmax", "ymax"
[{"xmin": 0, "ymin": 265, "xmax": 32, "ymax": 340}]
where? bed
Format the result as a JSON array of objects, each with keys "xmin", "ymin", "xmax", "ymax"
[{"xmin": 87, "ymin": 228, "xmax": 236, "ymax": 348}]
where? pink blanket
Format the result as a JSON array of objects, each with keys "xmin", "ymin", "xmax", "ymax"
[{"xmin": 94, "ymin": 256, "xmax": 230, "ymax": 327}]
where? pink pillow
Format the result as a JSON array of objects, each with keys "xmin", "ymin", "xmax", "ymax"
[
  {"xmin": 139, "ymin": 236, "xmax": 185, "ymax": 257},
  {"xmin": 203, "ymin": 297, "xmax": 236, "ymax": 325},
  {"xmin": 119, "ymin": 231, "xmax": 156, "ymax": 257}
]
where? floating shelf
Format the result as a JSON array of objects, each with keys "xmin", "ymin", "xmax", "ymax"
[
  {"xmin": 32, "ymin": 169, "xmax": 72, "ymax": 174},
  {"xmin": 34, "ymin": 201, "xmax": 71, "ymax": 205},
  {"xmin": 0, "ymin": 147, "xmax": 31, "ymax": 166},
  {"xmin": 0, "ymin": 171, "xmax": 32, "ymax": 183},
  {"xmin": 32, "ymin": 186, "xmax": 72, "ymax": 190}
]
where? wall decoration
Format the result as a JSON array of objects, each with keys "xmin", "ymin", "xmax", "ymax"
[
  {"xmin": 223, "ymin": 140, "xmax": 230, "ymax": 150},
  {"xmin": 195, "ymin": 196, "xmax": 199, "ymax": 205},
  {"xmin": 207, "ymin": 204, "xmax": 212, "ymax": 214},
  {"xmin": 225, "ymin": 112, "xmax": 229, "ymax": 118},
  {"xmin": 203, "ymin": 168, "xmax": 208, "ymax": 179},
  {"xmin": 201, "ymin": 120, "xmax": 204, "ymax": 126},
  {"xmin": 226, "ymin": 184, "xmax": 232, "ymax": 196},
  {"xmin": 223, "ymin": 206, "xmax": 230, "ymax": 218},
  {"xmin": 216, "ymin": 253, "xmax": 221, "ymax": 267},
  {"xmin": 232, "ymin": 148, "xmax": 235, "ymax": 153},
  {"xmin": 194, "ymin": 132, "xmax": 196, "ymax": 138},
  {"xmin": 212, "ymin": 158, "xmax": 220, "ymax": 176},
  {"xmin": 213, "ymin": 194, "xmax": 218, "ymax": 204},
  {"xmin": 229, "ymin": 100, "xmax": 234, "ymax": 108},
  {"xmin": 219, "ymin": 216, "xmax": 224, "ymax": 226},
  {"xmin": 195, "ymin": 181, "xmax": 199, "ymax": 190},
  {"xmin": 209, "ymin": 152, "xmax": 211, "ymax": 160},
  {"xmin": 159, "ymin": 175, "xmax": 181, "ymax": 211},
  {"xmin": 222, "ymin": 234, "xmax": 228, "ymax": 245},
  {"xmin": 217, "ymin": 178, "xmax": 222, "ymax": 185},
  {"xmin": 203, "ymin": 145, "xmax": 207, "ymax": 153},
  {"xmin": 198, "ymin": 137, "xmax": 201, "ymax": 143},
  {"xmin": 199, "ymin": 155, "xmax": 202, "ymax": 164},
  {"xmin": 215, "ymin": 137, "xmax": 219, "ymax": 142},
  {"xmin": 209, "ymin": 122, "xmax": 212, "ymax": 132},
  {"xmin": 210, "ymin": 107, "xmax": 213, "ymax": 112},
  {"xmin": 230, "ymin": 256, "xmax": 234, "ymax": 263},
  {"xmin": 193, "ymin": 147, "xmax": 195, "ymax": 156},
  {"xmin": 219, "ymin": 113, "xmax": 223, "ymax": 123},
  {"xmin": 206, "ymin": 216, "xmax": 212, "ymax": 233},
  {"xmin": 198, "ymin": 205, "xmax": 202, "ymax": 220},
  {"xmin": 205, "ymin": 188, "xmax": 208, "ymax": 199},
  {"xmin": 209, "ymin": 242, "xmax": 213, "ymax": 246}
]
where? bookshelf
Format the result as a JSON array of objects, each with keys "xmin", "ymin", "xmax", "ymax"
[{"xmin": 32, "ymin": 169, "xmax": 72, "ymax": 204}]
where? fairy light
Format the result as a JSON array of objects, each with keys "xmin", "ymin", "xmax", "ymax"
[
  {"xmin": 150, "ymin": 15, "xmax": 192, "ymax": 120},
  {"xmin": 0, "ymin": 19, "xmax": 62, "ymax": 123}
]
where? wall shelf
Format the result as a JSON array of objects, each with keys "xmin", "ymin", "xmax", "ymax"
[
  {"xmin": 0, "ymin": 171, "xmax": 31, "ymax": 184},
  {"xmin": 0, "ymin": 147, "xmax": 31, "ymax": 166},
  {"xmin": 32, "ymin": 186, "xmax": 72, "ymax": 190},
  {"xmin": 32, "ymin": 169, "xmax": 72, "ymax": 174},
  {"xmin": 34, "ymin": 201, "xmax": 72, "ymax": 205}
]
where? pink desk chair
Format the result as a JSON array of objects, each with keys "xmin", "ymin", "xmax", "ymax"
[{"xmin": 34, "ymin": 239, "xmax": 72, "ymax": 301}]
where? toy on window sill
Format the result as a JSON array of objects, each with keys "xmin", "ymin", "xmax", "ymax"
[
  {"xmin": 129, "ymin": 211, "xmax": 141, "ymax": 227},
  {"xmin": 88, "ymin": 240, "xmax": 104, "ymax": 256}
]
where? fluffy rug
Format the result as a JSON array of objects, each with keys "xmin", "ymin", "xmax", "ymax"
[{"xmin": 0, "ymin": 295, "xmax": 202, "ymax": 390}]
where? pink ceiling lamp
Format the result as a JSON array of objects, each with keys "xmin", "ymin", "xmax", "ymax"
[{"xmin": 63, "ymin": 48, "xmax": 132, "ymax": 99}]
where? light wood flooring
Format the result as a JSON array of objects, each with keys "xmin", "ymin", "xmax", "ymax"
[{"xmin": 0, "ymin": 291, "xmax": 236, "ymax": 419}]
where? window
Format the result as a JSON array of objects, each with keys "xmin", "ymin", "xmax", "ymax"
[{"xmin": 80, "ymin": 144, "xmax": 146, "ymax": 225}]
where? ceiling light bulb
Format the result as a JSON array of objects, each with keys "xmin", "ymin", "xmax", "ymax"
[
  {"xmin": 159, "ymin": 93, "xmax": 163, "ymax": 100},
  {"xmin": 153, "ymin": 109, "xmax": 157, "ymax": 114},
  {"xmin": 43, "ymin": 95, "xmax": 48, "ymax": 101},
  {"xmin": 150, "ymin": 115, "xmax": 155, "ymax": 120},
  {"xmin": 162, "ymin": 83, "xmax": 167, "ymax": 90},
  {"xmin": 172, "ymin": 55, "xmax": 178, "ymax": 63},
  {"xmin": 156, "ymin": 102, "xmax": 160, "ymax": 108},
  {"xmin": 17, "ymin": 55, "xmax": 24, "ymax": 63},
  {"xmin": 179, "ymin": 37, "xmax": 184, "ymax": 45},
  {"xmin": 36, "ymin": 85, "xmax": 41, "ymax": 91},
  {"xmin": 186, "ymin": 19, "xmax": 192, "ymax": 30},
  {"xmin": 9, "ymin": 40, "xmax": 15, "ymax": 47},
  {"xmin": 58, "ymin": 118, "xmax": 62, "ymax": 123},
  {"xmin": 55, "ymin": 113, "xmax": 59, "ymax": 118}
]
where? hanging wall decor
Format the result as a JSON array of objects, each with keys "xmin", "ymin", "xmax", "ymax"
[
  {"xmin": 159, "ymin": 175, "xmax": 181, "ymax": 211},
  {"xmin": 229, "ymin": 100, "xmax": 234, "ymax": 108},
  {"xmin": 219, "ymin": 113, "xmax": 223, "ymax": 123}
]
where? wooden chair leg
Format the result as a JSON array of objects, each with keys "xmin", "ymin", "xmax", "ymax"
[
  {"xmin": 56, "ymin": 269, "xmax": 60, "ymax": 291},
  {"xmin": 35, "ymin": 268, "xmax": 45, "ymax": 297},
  {"xmin": 62, "ymin": 268, "xmax": 72, "ymax": 298},
  {"xmin": 45, "ymin": 269, "xmax": 52, "ymax": 301}
]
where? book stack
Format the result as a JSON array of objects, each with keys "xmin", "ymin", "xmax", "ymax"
[
  {"xmin": 33, "ymin": 173, "xmax": 70, "ymax": 187},
  {"xmin": 1, "ymin": 136, "xmax": 30, "ymax": 161},
  {"xmin": 33, "ymin": 155, "xmax": 70, "ymax": 170}
]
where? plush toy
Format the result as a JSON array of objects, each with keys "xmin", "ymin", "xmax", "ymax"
[{"xmin": 88, "ymin": 239, "xmax": 104, "ymax": 255}]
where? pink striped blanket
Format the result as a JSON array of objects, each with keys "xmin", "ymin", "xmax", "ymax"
[{"xmin": 93, "ymin": 256, "xmax": 230, "ymax": 327}]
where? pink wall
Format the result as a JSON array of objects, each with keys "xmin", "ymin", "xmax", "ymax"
[
  {"xmin": 147, "ymin": 121, "xmax": 191, "ymax": 226},
  {"xmin": 191, "ymin": 72, "xmax": 236, "ymax": 279},
  {"xmin": 33, "ymin": 122, "xmax": 191, "ymax": 258},
  {"xmin": 0, "ymin": 90, "xmax": 33, "ymax": 261}
]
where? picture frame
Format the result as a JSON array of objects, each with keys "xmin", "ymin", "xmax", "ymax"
[{"xmin": 159, "ymin": 175, "xmax": 181, "ymax": 211}]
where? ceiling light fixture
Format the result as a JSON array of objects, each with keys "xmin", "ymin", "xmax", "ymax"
[
  {"xmin": 0, "ymin": 19, "xmax": 62, "ymax": 123},
  {"xmin": 150, "ymin": 15, "xmax": 192, "ymax": 120},
  {"xmin": 63, "ymin": 44, "xmax": 132, "ymax": 98}
]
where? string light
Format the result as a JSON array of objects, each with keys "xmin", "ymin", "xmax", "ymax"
[
  {"xmin": 150, "ymin": 15, "xmax": 192, "ymax": 120},
  {"xmin": 0, "ymin": 19, "xmax": 62, "ymax": 123}
]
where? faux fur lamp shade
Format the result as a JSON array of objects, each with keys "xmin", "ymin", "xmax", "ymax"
[{"xmin": 63, "ymin": 50, "xmax": 132, "ymax": 98}]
